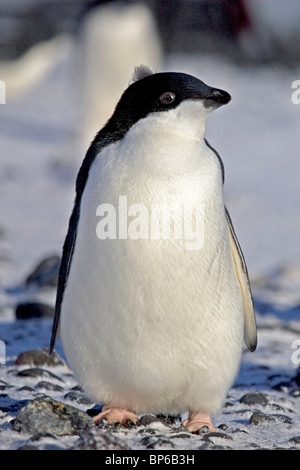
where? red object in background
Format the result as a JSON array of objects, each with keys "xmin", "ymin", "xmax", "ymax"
[{"xmin": 224, "ymin": 0, "xmax": 251, "ymax": 35}]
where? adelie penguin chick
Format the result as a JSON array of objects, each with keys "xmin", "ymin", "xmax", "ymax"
[{"xmin": 50, "ymin": 65, "xmax": 257, "ymax": 432}]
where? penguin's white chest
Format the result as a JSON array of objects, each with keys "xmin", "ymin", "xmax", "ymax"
[{"xmin": 61, "ymin": 124, "xmax": 244, "ymax": 415}]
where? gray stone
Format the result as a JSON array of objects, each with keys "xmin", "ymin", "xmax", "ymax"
[
  {"xmin": 15, "ymin": 302, "xmax": 54, "ymax": 319},
  {"xmin": 64, "ymin": 391, "xmax": 93, "ymax": 406},
  {"xmin": 17, "ymin": 367, "xmax": 63, "ymax": 382},
  {"xmin": 137, "ymin": 414, "xmax": 163, "ymax": 427},
  {"xmin": 15, "ymin": 348, "xmax": 64, "ymax": 367},
  {"xmin": 17, "ymin": 444, "xmax": 39, "ymax": 450},
  {"xmin": 35, "ymin": 381, "xmax": 64, "ymax": 392},
  {"xmin": 25, "ymin": 255, "xmax": 60, "ymax": 288},
  {"xmin": 0, "ymin": 395, "xmax": 28, "ymax": 414},
  {"xmin": 249, "ymin": 412, "xmax": 276, "ymax": 425},
  {"xmin": 140, "ymin": 435, "xmax": 174, "ymax": 449},
  {"xmin": 240, "ymin": 392, "xmax": 269, "ymax": 406},
  {"xmin": 156, "ymin": 414, "xmax": 181, "ymax": 426},
  {"xmin": 11, "ymin": 396, "xmax": 92, "ymax": 436},
  {"xmin": 203, "ymin": 431, "xmax": 233, "ymax": 440},
  {"xmin": 72, "ymin": 425, "xmax": 129, "ymax": 450}
]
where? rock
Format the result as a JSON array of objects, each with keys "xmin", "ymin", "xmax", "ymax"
[
  {"xmin": 198, "ymin": 443, "xmax": 233, "ymax": 450},
  {"xmin": 289, "ymin": 436, "xmax": 300, "ymax": 444},
  {"xmin": 72, "ymin": 425, "xmax": 129, "ymax": 450},
  {"xmin": 15, "ymin": 349, "xmax": 64, "ymax": 367},
  {"xmin": 224, "ymin": 401, "xmax": 234, "ymax": 407},
  {"xmin": 272, "ymin": 381, "xmax": 290, "ymax": 392},
  {"xmin": 240, "ymin": 392, "xmax": 269, "ymax": 406},
  {"xmin": 137, "ymin": 414, "xmax": 163, "ymax": 427},
  {"xmin": 156, "ymin": 414, "xmax": 181, "ymax": 426},
  {"xmin": 138, "ymin": 427, "xmax": 156, "ymax": 435},
  {"xmin": 230, "ymin": 428, "xmax": 248, "ymax": 434},
  {"xmin": 30, "ymin": 432, "xmax": 57, "ymax": 441},
  {"xmin": 17, "ymin": 367, "xmax": 63, "ymax": 382},
  {"xmin": 71, "ymin": 385, "xmax": 85, "ymax": 392},
  {"xmin": 25, "ymin": 255, "xmax": 60, "ymax": 288},
  {"xmin": 140, "ymin": 435, "xmax": 174, "ymax": 449},
  {"xmin": 18, "ymin": 386, "xmax": 36, "ymax": 392},
  {"xmin": 15, "ymin": 302, "xmax": 54, "ymax": 319},
  {"xmin": 0, "ymin": 380, "xmax": 13, "ymax": 391},
  {"xmin": 203, "ymin": 431, "xmax": 233, "ymax": 441},
  {"xmin": 271, "ymin": 414, "xmax": 292, "ymax": 424},
  {"xmin": 169, "ymin": 432, "xmax": 191, "ymax": 439},
  {"xmin": 11, "ymin": 396, "xmax": 92, "ymax": 436},
  {"xmin": 294, "ymin": 368, "xmax": 300, "ymax": 387},
  {"xmin": 86, "ymin": 404, "xmax": 103, "ymax": 418},
  {"xmin": 64, "ymin": 391, "xmax": 93, "ymax": 406},
  {"xmin": 17, "ymin": 444, "xmax": 39, "ymax": 450},
  {"xmin": 35, "ymin": 381, "xmax": 64, "ymax": 392},
  {"xmin": 195, "ymin": 426, "xmax": 210, "ymax": 435},
  {"xmin": 218, "ymin": 423, "xmax": 228, "ymax": 431},
  {"xmin": 0, "ymin": 395, "xmax": 28, "ymax": 414},
  {"xmin": 249, "ymin": 412, "xmax": 276, "ymax": 425}
]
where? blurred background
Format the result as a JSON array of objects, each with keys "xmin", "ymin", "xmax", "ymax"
[{"xmin": 0, "ymin": 0, "xmax": 299, "ymax": 312}]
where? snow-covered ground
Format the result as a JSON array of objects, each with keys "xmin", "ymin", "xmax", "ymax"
[{"xmin": 0, "ymin": 30, "xmax": 300, "ymax": 450}]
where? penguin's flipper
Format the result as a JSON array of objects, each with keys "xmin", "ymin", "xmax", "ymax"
[
  {"xmin": 225, "ymin": 208, "xmax": 257, "ymax": 352},
  {"xmin": 49, "ymin": 204, "xmax": 79, "ymax": 354}
]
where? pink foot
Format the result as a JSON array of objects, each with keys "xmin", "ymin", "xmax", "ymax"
[
  {"xmin": 182, "ymin": 411, "xmax": 215, "ymax": 433},
  {"xmin": 93, "ymin": 405, "xmax": 139, "ymax": 426}
]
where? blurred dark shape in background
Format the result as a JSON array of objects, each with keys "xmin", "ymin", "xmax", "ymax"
[
  {"xmin": 150, "ymin": 0, "xmax": 251, "ymax": 56},
  {"xmin": 0, "ymin": 0, "xmax": 299, "ymax": 65}
]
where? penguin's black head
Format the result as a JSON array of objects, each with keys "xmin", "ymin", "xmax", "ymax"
[
  {"xmin": 106, "ymin": 67, "xmax": 231, "ymax": 132},
  {"xmin": 95, "ymin": 66, "xmax": 231, "ymax": 146}
]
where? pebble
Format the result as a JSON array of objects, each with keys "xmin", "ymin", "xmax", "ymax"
[
  {"xmin": 294, "ymin": 368, "xmax": 300, "ymax": 386},
  {"xmin": 156, "ymin": 414, "xmax": 181, "ymax": 425},
  {"xmin": 169, "ymin": 432, "xmax": 191, "ymax": 439},
  {"xmin": 14, "ymin": 349, "xmax": 64, "ymax": 367},
  {"xmin": 140, "ymin": 435, "xmax": 174, "ymax": 449},
  {"xmin": 11, "ymin": 396, "xmax": 92, "ymax": 436},
  {"xmin": 15, "ymin": 302, "xmax": 54, "ymax": 319},
  {"xmin": 240, "ymin": 392, "xmax": 269, "ymax": 406},
  {"xmin": 137, "ymin": 414, "xmax": 163, "ymax": 427},
  {"xmin": 289, "ymin": 436, "xmax": 300, "ymax": 444},
  {"xmin": 25, "ymin": 255, "xmax": 61, "ymax": 289},
  {"xmin": 64, "ymin": 391, "xmax": 93, "ymax": 406},
  {"xmin": 0, "ymin": 395, "xmax": 28, "ymax": 413},
  {"xmin": 17, "ymin": 444, "xmax": 39, "ymax": 451},
  {"xmin": 35, "ymin": 381, "xmax": 64, "ymax": 392},
  {"xmin": 249, "ymin": 411, "xmax": 292, "ymax": 425},
  {"xmin": 72, "ymin": 425, "xmax": 129, "ymax": 450},
  {"xmin": 203, "ymin": 431, "xmax": 233, "ymax": 441},
  {"xmin": 16, "ymin": 368, "xmax": 63, "ymax": 382},
  {"xmin": 249, "ymin": 412, "xmax": 276, "ymax": 425}
]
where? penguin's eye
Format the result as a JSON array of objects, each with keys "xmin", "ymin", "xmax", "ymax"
[{"xmin": 159, "ymin": 92, "xmax": 176, "ymax": 105}]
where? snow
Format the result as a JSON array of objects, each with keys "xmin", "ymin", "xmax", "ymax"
[{"xmin": 0, "ymin": 26, "xmax": 299, "ymax": 450}]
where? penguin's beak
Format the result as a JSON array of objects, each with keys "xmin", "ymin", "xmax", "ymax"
[{"xmin": 204, "ymin": 88, "xmax": 231, "ymax": 108}]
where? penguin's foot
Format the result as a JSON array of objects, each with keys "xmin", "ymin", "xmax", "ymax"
[
  {"xmin": 182, "ymin": 411, "xmax": 215, "ymax": 433},
  {"xmin": 93, "ymin": 405, "xmax": 139, "ymax": 426}
]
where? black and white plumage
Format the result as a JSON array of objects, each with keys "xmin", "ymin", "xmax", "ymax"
[{"xmin": 50, "ymin": 65, "xmax": 256, "ymax": 432}]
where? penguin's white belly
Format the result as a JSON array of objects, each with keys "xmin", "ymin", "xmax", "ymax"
[{"xmin": 61, "ymin": 134, "xmax": 244, "ymax": 415}]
